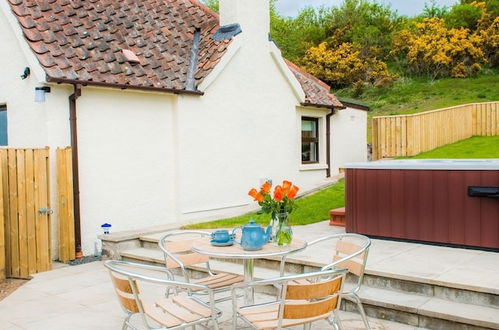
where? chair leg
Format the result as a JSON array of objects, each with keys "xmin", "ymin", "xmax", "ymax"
[
  {"xmin": 351, "ymin": 293, "xmax": 371, "ymax": 330},
  {"xmin": 328, "ymin": 310, "xmax": 343, "ymax": 330}
]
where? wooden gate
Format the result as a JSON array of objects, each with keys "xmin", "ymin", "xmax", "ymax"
[
  {"xmin": 57, "ymin": 147, "xmax": 75, "ymax": 263},
  {"xmin": 0, "ymin": 148, "xmax": 51, "ymax": 278}
]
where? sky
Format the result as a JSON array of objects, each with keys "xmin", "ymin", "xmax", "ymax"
[{"xmin": 275, "ymin": 0, "xmax": 459, "ymax": 17}]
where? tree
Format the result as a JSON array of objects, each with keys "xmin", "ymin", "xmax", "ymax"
[
  {"xmin": 301, "ymin": 41, "xmax": 394, "ymax": 88},
  {"xmin": 391, "ymin": 18, "xmax": 485, "ymax": 79},
  {"xmin": 324, "ymin": 0, "xmax": 405, "ymax": 59}
]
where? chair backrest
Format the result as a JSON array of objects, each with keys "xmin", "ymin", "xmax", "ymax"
[
  {"xmin": 105, "ymin": 260, "xmax": 218, "ymax": 330},
  {"xmin": 309, "ymin": 233, "xmax": 370, "ymax": 290},
  {"xmin": 282, "ymin": 274, "xmax": 343, "ymax": 320},
  {"xmin": 158, "ymin": 231, "xmax": 210, "ymax": 273},
  {"xmin": 109, "ymin": 271, "xmax": 140, "ymax": 314},
  {"xmin": 333, "ymin": 239, "xmax": 367, "ymax": 276}
]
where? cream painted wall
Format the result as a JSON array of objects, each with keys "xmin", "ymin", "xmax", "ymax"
[
  {"xmin": 330, "ymin": 107, "xmax": 368, "ymax": 174},
  {"xmin": 175, "ymin": 37, "xmax": 330, "ymax": 222},
  {"xmin": 75, "ymin": 87, "xmax": 178, "ymax": 254}
]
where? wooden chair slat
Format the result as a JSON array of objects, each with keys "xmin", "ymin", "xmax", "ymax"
[
  {"xmin": 110, "ymin": 272, "xmax": 136, "ymax": 294},
  {"xmin": 333, "ymin": 255, "xmax": 363, "ymax": 276},
  {"xmin": 336, "ymin": 240, "xmax": 363, "ymax": 258},
  {"xmin": 243, "ymin": 311, "xmax": 278, "ymax": 323},
  {"xmin": 172, "ymin": 296, "xmax": 212, "ymax": 318},
  {"xmin": 117, "ymin": 291, "xmax": 139, "ymax": 313},
  {"xmin": 286, "ymin": 276, "xmax": 342, "ymax": 300},
  {"xmin": 239, "ymin": 303, "xmax": 279, "ymax": 316},
  {"xmin": 155, "ymin": 298, "xmax": 201, "ymax": 323},
  {"xmin": 165, "ymin": 253, "xmax": 209, "ymax": 268},
  {"xmin": 194, "ymin": 273, "xmax": 244, "ymax": 288},
  {"xmin": 253, "ymin": 314, "xmax": 328, "ymax": 330},
  {"xmin": 283, "ymin": 295, "xmax": 339, "ymax": 319},
  {"xmin": 163, "ymin": 240, "xmax": 194, "ymax": 254},
  {"xmin": 143, "ymin": 302, "xmax": 183, "ymax": 327}
]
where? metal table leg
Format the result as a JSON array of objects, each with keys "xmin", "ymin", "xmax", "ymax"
[{"xmin": 243, "ymin": 258, "xmax": 254, "ymax": 305}]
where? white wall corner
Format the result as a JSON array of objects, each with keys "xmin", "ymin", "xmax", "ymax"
[
  {"xmin": 0, "ymin": 1, "xmax": 46, "ymax": 82},
  {"xmin": 269, "ymin": 42, "xmax": 306, "ymax": 103},
  {"xmin": 197, "ymin": 36, "xmax": 243, "ymax": 92}
]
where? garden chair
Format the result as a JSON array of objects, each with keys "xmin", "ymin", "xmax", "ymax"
[
  {"xmin": 231, "ymin": 268, "xmax": 348, "ymax": 329},
  {"xmin": 104, "ymin": 259, "xmax": 222, "ymax": 330},
  {"xmin": 307, "ymin": 233, "xmax": 372, "ymax": 330},
  {"xmin": 158, "ymin": 230, "xmax": 244, "ymax": 302}
]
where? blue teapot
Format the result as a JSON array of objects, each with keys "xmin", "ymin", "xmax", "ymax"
[{"xmin": 234, "ymin": 219, "xmax": 272, "ymax": 251}]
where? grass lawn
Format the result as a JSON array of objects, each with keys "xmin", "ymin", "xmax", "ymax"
[
  {"xmin": 401, "ymin": 136, "xmax": 499, "ymax": 159},
  {"xmin": 184, "ymin": 180, "xmax": 345, "ymax": 229},
  {"xmin": 334, "ymin": 70, "xmax": 499, "ymax": 141}
]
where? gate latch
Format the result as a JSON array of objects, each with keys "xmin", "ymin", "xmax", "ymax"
[{"xmin": 38, "ymin": 208, "xmax": 54, "ymax": 215}]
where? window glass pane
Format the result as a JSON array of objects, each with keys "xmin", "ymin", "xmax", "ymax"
[
  {"xmin": 0, "ymin": 106, "xmax": 7, "ymax": 146},
  {"xmin": 301, "ymin": 120, "xmax": 317, "ymax": 138}
]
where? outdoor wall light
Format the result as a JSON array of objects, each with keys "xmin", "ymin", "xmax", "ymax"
[
  {"xmin": 20, "ymin": 67, "xmax": 30, "ymax": 80},
  {"xmin": 35, "ymin": 86, "xmax": 51, "ymax": 102}
]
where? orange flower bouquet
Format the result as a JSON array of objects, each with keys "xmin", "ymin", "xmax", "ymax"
[{"xmin": 248, "ymin": 180, "xmax": 299, "ymax": 245}]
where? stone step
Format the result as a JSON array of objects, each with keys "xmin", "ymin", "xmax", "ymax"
[
  {"xmin": 121, "ymin": 246, "xmax": 499, "ymax": 330},
  {"xmin": 137, "ymin": 234, "xmax": 499, "ymax": 310},
  {"xmin": 353, "ymin": 285, "xmax": 499, "ymax": 330}
]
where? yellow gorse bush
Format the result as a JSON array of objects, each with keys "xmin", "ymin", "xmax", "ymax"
[
  {"xmin": 391, "ymin": 17, "xmax": 486, "ymax": 79},
  {"xmin": 301, "ymin": 41, "xmax": 394, "ymax": 88}
]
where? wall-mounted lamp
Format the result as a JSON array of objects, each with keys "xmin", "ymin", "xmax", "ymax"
[
  {"xmin": 20, "ymin": 67, "xmax": 30, "ymax": 80},
  {"xmin": 35, "ymin": 86, "xmax": 51, "ymax": 102}
]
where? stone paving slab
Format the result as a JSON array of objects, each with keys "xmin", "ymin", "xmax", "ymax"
[{"xmin": 0, "ymin": 261, "xmax": 424, "ymax": 330}]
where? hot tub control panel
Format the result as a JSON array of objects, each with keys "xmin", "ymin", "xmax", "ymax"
[{"xmin": 468, "ymin": 186, "xmax": 499, "ymax": 198}]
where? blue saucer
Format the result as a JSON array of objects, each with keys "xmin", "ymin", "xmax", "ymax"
[{"xmin": 210, "ymin": 239, "xmax": 234, "ymax": 247}]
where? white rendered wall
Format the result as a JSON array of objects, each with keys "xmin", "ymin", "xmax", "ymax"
[
  {"xmin": 330, "ymin": 107, "xmax": 368, "ymax": 174},
  {"xmin": 176, "ymin": 36, "xmax": 329, "ymax": 222},
  {"xmin": 75, "ymin": 87, "xmax": 178, "ymax": 254}
]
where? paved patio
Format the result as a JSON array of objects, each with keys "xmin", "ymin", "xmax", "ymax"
[
  {"xmin": 1, "ymin": 221, "xmax": 497, "ymax": 329},
  {"xmin": 0, "ymin": 261, "xmax": 420, "ymax": 330}
]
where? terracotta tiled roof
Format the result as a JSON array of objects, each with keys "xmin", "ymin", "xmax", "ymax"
[
  {"xmin": 285, "ymin": 59, "xmax": 344, "ymax": 109},
  {"xmin": 7, "ymin": 0, "xmax": 231, "ymax": 92}
]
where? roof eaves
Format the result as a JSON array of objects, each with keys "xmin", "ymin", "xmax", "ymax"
[
  {"xmin": 300, "ymin": 102, "xmax": 346, "ymax": 110},
  {"xmin": 337, "ymin": 97, "xmax": 370, "ymax": 111},
  {"xmin": 46, "ymin": 76, "xmax": 204, "ymax": 96}
]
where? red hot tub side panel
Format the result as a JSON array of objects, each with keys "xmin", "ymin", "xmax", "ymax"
[{"xmin": 346, "ymin": 169, "xmax": 499, "ymax": 249}]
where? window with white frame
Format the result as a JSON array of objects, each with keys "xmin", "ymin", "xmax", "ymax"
[{"xmin": 301, "ymin": 117, "xmax": 318, "ymax": 163}]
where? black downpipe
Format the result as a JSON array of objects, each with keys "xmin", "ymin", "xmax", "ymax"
[
  {"xmin": 326, "ymin": 109, "xmax": 334, "ymax": 178},
  {"xmin": 69, "ymin": 85, "xmax": 83, "ymax": 257}
]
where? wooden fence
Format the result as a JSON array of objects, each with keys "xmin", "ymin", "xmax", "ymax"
[
  {"xmin": 0, "ymin": 148, "xmax": 51, "ymax": 279},
  {"xmin": 372, "ymin": 102, "xmax": 499, "ymax": 159},
  {"xmin": 57, "ymin": 147, "xmax": 75, "ymax": 263}
]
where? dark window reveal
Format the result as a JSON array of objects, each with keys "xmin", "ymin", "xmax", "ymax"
[{"xmin": 301, "ymin": 117, "xmax": 318, "ymax": 163}]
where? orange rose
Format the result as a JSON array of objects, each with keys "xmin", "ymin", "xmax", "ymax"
[
  {"xmin": 248, "ymin": 188, "xmax": 263, "ymax": 202},
  {"xmin": 260, "ymin": 181, "xmax": 271, "ymax": 194},
  {"xmin": 282, "ymin": 180, "xmax": 292, "ymax": 197},
  {"xmin": 274, "ymin": 185, "xmax": 283, "ymax": 202},
  {"xmin": 287, "ymin": 185, "xmax": 300, "ymax": 200}
]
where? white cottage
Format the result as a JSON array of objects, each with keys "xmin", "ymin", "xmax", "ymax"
[{"xmin": 0, "ymin": 0, "xmax": 367, "ymax": 256}]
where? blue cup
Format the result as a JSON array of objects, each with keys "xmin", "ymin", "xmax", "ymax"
[{"xmin": 211, "ymin": 230, "xmax": 235, "ymax": 243}]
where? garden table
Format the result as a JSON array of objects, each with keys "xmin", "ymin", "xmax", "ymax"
[{"xmin": 192, "ymin": 238, "xmax": 307, "ymax": 305}]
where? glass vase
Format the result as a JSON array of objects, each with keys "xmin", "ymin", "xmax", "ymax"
[{"xmin": 272, "ymin": 212, "xmax": 293, "ymax": 246}]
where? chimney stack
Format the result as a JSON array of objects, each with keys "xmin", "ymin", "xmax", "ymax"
[{"xmin": 219, "ymin": 0, "xmax": 270, "ymax": 46}]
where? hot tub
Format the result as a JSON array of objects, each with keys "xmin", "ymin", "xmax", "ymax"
[{"xmin": 345, "ymin": 159, "xmax": 499, "ymax": 250}]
